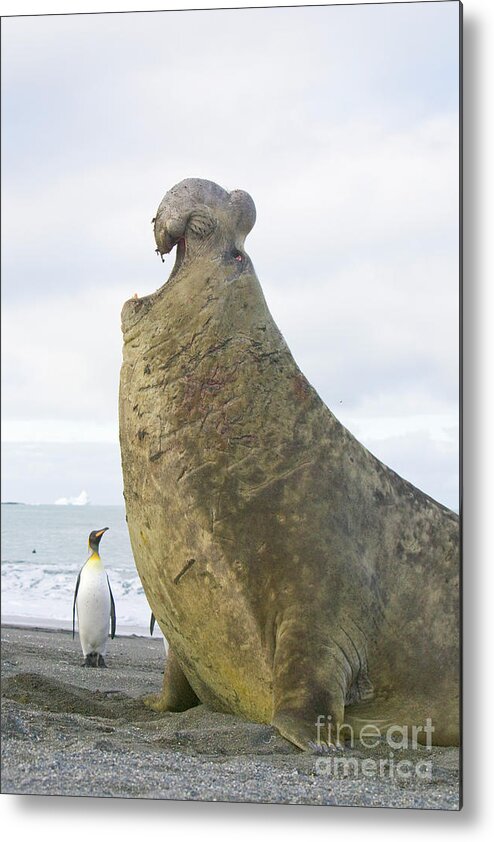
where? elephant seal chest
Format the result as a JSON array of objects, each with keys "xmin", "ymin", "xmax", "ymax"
[
  {"xmin": 119, "ymin": 178, "xmax": 459, "ymax": 749},
  {"xmin": 120, "ymin": 260, "xmax": 281, "ymax": 719}
]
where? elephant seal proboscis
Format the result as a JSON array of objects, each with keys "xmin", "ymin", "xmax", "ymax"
[{"xmin": 119, "ymin": 178, "xmax": 459, "ymax": 750}]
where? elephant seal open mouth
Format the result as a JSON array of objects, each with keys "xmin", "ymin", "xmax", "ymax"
[{"xmin": 119, "ymin": 178, "xmax": 459, "ymax": 751}]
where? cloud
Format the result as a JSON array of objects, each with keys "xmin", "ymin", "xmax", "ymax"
[
  {"xmin": 1, "ymin": 285, "xmax": 124, "ymax": 427},
  {"xmin": 2, "ymin": 6, "xmax": 459, "ymax": 312},
  {"xmin": 263, "ymin": 249, "xmax": 459, "ymax": 411},
  {"xmin": 1, "ymin": 442, "xmax": 124, "ymax": 505},
  {"xmin": 1, "ymin": 3, "xmax": 460, "ymax": 506}
]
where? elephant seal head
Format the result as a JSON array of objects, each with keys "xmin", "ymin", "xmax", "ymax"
[
  {"xmin": 153, "ymin": 178, "xmax": 256, "ymax": 278},
  {"xmin": 121, "ymin": 177, "xmax": 258, "ymax": 336}
]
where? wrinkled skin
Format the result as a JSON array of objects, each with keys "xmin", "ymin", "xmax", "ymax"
[{"xmin": 119, "ymin": 178, "xmax": 459, "ymax": 750}]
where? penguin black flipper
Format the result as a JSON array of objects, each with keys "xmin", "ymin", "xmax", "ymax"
[
  {"xmin": 108, "ymin": 575, "xmax": 116, "ymax": 639},
  {"xmin": 72, "ymin": 570, "xmax": 81, "ymax": 639},
  {"xmin": 150, "ymin": 612, "xmax": 156, "ymax": 636}
]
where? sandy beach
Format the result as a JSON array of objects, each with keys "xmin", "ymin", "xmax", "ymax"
[{"xmin": 1, "ymin": 624, "xmax": 460, "ymax": 809}]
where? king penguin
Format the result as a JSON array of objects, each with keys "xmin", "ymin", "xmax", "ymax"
[{"xmin": 72, "ymin": 527, "xmax": 116, "ymax": 667}]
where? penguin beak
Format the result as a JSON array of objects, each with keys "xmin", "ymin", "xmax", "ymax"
[{"xmin": 95, "ymin": 527, "xmax": 109, "ymax": 540}]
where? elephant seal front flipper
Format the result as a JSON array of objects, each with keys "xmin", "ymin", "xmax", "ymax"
[
  {"xmin": 270, "ymin": 621, "xmax": 348, "ymax": 749},
  {"xmin": 143, "ymin": 646, "xmax": 201, "ymax": 713}
]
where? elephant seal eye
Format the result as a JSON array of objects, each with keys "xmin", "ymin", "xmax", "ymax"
[{"xmin": 234, "ymin": 251, "xmax": 243, "ymax": 262}]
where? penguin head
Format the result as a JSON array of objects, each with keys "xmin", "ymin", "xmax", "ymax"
[{"xmin": 88, "ymin": 527, "xmax": 109, "ymax": 553}]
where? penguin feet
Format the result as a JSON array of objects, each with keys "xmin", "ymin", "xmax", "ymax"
[
  {"xmin": 82, "ymin": 653, "xmax": 107, "ymax": 668},
  {"xmin": 83, "ymin": 653, "xmax": 98, "ymax": 667}
]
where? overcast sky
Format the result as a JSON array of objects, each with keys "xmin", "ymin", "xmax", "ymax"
[{"xmin": 1, "ymin": 1, "xmax": 460, "ymax": 508}]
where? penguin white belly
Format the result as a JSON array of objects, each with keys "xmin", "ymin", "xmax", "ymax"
[{"xmin": 76, "ymin": 565, "xmax": 111, "ymax": 657}]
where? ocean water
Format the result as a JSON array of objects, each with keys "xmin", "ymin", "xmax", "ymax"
[{"xmin": 1, "ymin": 504, "xmax": 161, "ymax": 637}]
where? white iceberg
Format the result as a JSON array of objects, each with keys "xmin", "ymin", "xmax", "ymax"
[{"xmin": 54, "ymin": 490, "xmax": 90, "ymax": 506}]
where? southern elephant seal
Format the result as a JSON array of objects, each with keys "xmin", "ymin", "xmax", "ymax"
[{"xmin": 119, "ymin": 178, "xmax": 459, "ymax": 750}]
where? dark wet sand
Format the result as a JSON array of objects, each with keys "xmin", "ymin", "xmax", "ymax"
[{"xmin": 0, "ymin": 625, "xmax": 460, "ymax": 808}]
